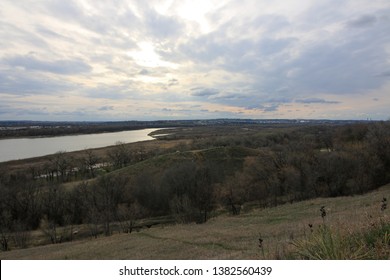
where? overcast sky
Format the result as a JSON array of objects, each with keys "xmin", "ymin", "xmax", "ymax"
[{"xmin": 1, "ymin": 0, "xmax": 389, "ymax": 121}]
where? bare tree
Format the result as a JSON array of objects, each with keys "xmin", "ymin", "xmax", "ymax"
[
  {"xmin": 51, "ymin": 151, "xmax": 72, "ymax": 182},
  {"xmin": 191, "ymin": 165, "xmax": 216, "ymax": 223},
  {"xmin": 365, "ymin": 122, "xmax": 390, "ymax": 185},
  {"xmin": 107, "ymin": 142, "xmax": 131, "ymax": 169},
  {"xmin": 0, "ymin": 209, "xmax": 12, "ymax": 251},
  {"xmin": 217, "ymin": 172, "xmax": 249, "ymax": 215},
  {"xmin": 89, "ymin": 176, "xmax": 126, "ymax": 236},
  {"xmin": 81, "ymin": 149, "xmax": 100, "ymax": 178},
  {"xmin": 116, "ymin": 202, "xmax": 144, "ymax": 233},
  {"xmin": 40, "ymin": 185, "xmax": 66, "ymax": 243}
]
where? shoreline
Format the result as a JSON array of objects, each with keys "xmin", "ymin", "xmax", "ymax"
[
  {"xmin": 0, "ymin": 127, "xmax": 171, "ymax": 141},
  {"xmin": 0, "ymin": 128, "xmax": 174, "ymax": 164}
]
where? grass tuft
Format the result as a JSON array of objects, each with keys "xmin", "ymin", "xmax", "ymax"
[{"xmin": 292, "ymin": 219, "xmax": 390, "ymax": 259}]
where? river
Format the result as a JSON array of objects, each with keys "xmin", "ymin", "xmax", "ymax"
[{"xmin": 0, "ymin": 128, "xmax": 160, "ymax": 163}]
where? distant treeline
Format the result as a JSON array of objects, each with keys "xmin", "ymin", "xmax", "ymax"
[
  {"xmin": 0, "ymin": 121, "xmax": 389, "ymax": 250},
  {"xmin": 0, "ymin": 120, "xmax": 181, "ymax": 139},
  {"xmin": 0, "ymin": 119, "xmax": 368, "ymax": 139}
]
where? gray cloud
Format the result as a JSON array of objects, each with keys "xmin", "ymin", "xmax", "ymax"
[
  {"xmin": 178, "ymin": 33, "xmax": 260, "ymax": 75},
  {"xmin": 143, "ymin": 8, "xmax": 183, "ymax": 39},
  {"xmin": 190, "ymin": 88, "xmax": 219, "ymax": 97},
  {"xmin": 161, "ymin": 108, "xmax": 191, "ymax": 113},
  {"xmin": 44, "ymin": 0, "xmax": 83, "ymax": 20},
  {"xmin": 263, "ymin": 104, "xmax": 279, "ymax": 112},
  {"xmin": 295, "ymin": 98, "xmax": 340, "ymax": 104},
  {"xmin": 98, "ymin": 106, "xmax": 114, "ymax": 111},
  {"xmin": 4, "ymin": 55, "xmax": 92, "ymax": 75},
  {"xmin": 346, "ymin": 14, "xmax": 377, "ymax": 28},
  {"xmin": 1, "ymin": 0, "xmax": 390, "ymax": 121},
  {"xmin": 43, "ymin": 0, "xmax": 109, "ymax": 34},
  {"xmin": 176, "ymin": 4, "xmax": 390, "ymax": 103},
  {"xmin": 215, "ymin": 93, "xmax": 248, "ymax": 100},
  {"xmin": 83, "ymin": 84, "xmax": 136, "ymax": 100},
  {"xmin": 139, "ymin": 69, "xmax": 151, "ymax": 75},
  {"xmin": 0, "ymin": 69, "xmax": 77, "ymax": 95},
  {"xmin": 266, "ymin": 97, "xmax": 294, "ymax": 103},
  {"xmin": 285, "ymin": 35, "xmax": 389, "ymax": 94},
  {"xmin": 245, "ymin": 103, "xmax": 280, "ymax": 112},
  {"xmin": 39, "ymin": 0, "xmax": 139, "ymax": 51},
  {"xmin": 168, "ymin": 78, "xmax": 179, "ymax": 86},
  {"xmin": 0, "ymin": 103, "xmax": 49, "ymax": 117},
  {"xmin": 377, "ymin": 70, "xmax": 390, "ymax": 77},
  {"xmin": 258, "ymin": 37, "xmax": 297, "ymax": 56},
  {"xmin": 0, "ymin": 20, "xmax": 48, "ymax": 49},
  {"xmin": 175, "ymin": 13, "xmax": 296, "ymax": 75},
  {"xmin": 253, "ymin": 14, "xmax": 291, "ymax": 31},
  {"xmin": 0, "ymin": 104, "xmax": 13, "ymax": 115},
  {"xmin": 35, "ymin": 25, "xmax": 75, "ymax": 43}
]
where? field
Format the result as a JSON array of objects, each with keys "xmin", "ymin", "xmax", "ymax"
[{"xmin": 0, "ymin": 122, "xmax": 389, "ymax": 259}]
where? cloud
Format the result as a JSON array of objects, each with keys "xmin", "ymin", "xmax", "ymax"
[
  {"xmin": 190, "ymin": 88, "xmax": 219, "ymax": 97},
  {"xmin": 0, "ymin": 20, "xmax": 48, "ymax": 50},
  {"xmin": 83, "ymin": 84, "xmax": 136, "ymax": 100},
  {"xmin": 98, "ymin": 106, "xmax": 114, "ymax": 111},
  {"xmin": 1, "ymin": 0, "xmax": 389, "ymax": 121},
  {"xmin": 266, "ymin": 97, "xmax": 294, "ymax": 103},
  {"xmin": 139, "ymin": 69, "xmax": 151, "ymax": 75},
  {"xmin": 215, "ymin": 93, "xmax": 248, "ymax": 100},
  {"xmin": 44, "ymin": 0, "xmax": 83, "ymax": 21},
  {"xmin": 263, "ymin": 104, "xmax": 280, "ymax": 112},
  {"xmin": 0, "ymin": 104, "xmax": 13, "ymax": 115},
  {"xmin": 258, "ymin": 37, "xmax": 297, "ymax": 56},
  {"xmin": 42, "ymin": 0, "xmax": 112, "ymax": 35},
  {"xmin": 295, "ymin": 98, "xmax": 340, "ymax": 104},
  {"xmin": 3, "ymin": 55, "xmax": 92, "ymax": 75},
  {"xmin": 346, "ymin": 14, "xmax": 377, "ymax": 28},
  {"xmin": 377, "ymin": 70, "xmax": 390, "ymax": 77},
  {"xmin": 143, "ymin": 7, "xmax": 183, "ymax": 39},
  {"xmin": 285, "ymin": 35, "xmax": 389, "ymax": 94},
  {"xmin": 245, "ymin": 103, "xmax": 280, "ymax": 112},
  {"xmin": 35, "ymin": 25, "xmax": 74, "ymax": 42},
  {"xmin": 0, "ymin": 103, "xmax": 49, "ymax": 117},
  {"xmin": 0, "ymin": 69, "xmax": 77, "ymax": 95},
  {"xmin": 168, "ymin": 78, "xmax": 178, "ymax": 86}
]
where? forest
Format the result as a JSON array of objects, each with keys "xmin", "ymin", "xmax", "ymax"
[{"xmin": 0, "ymin": 121, "xmax": 389, "ymax": 251}]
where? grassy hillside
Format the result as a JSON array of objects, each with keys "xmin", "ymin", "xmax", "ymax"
[
  {"xmin": 1, "ymin": 184, "xmax": 388, "ymax": 260},
  {"xmin": 109, "ymin": 146, "xmax": 260, "ymax": 181}
]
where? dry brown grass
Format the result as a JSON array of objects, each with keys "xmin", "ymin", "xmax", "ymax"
[{"xmin": 1, "ymin": 184, "xmax": 389, "ymax": 260}]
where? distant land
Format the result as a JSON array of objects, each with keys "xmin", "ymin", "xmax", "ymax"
[{"xmin": 0, "ymin": 118, "xmax": 375, "ymax": 139}]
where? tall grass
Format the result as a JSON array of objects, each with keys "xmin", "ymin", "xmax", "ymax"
[{"xmin": 292, "ymin": 219, "xmax": 390, "ymax": 260}]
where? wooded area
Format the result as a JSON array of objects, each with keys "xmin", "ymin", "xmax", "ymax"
[{"xmin": 0, "ymin": 121, "xmax": 389, "ymax": 251}]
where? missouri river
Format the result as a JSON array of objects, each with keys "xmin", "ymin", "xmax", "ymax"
[{"xmin": 0, "ymin": 128, "xmax": 160, "ymax": 162}]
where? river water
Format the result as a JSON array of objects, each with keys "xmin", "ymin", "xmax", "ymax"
[{"xmin": 0, "ymin": 128, "xmax": 160, "ymax": 162}]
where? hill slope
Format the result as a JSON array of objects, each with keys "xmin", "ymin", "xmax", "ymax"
[{"xmin": 1, "ymin": 184, "xmax": 389, "ymax": 260}]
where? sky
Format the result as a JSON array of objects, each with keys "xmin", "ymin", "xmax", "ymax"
[{"xmin": 0, "ymin": 0, "xmax": 389, "ymax": 121}]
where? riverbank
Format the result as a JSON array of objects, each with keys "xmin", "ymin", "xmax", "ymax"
[
  {"xmin": 0, "ymin": 136, "xmax": 190, "ymax": 175},
  {"xmin": 0, "ymin": 128, "xmax": 175, "ymax": 163}
]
